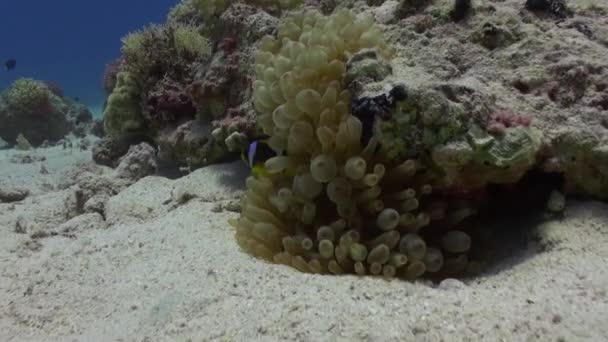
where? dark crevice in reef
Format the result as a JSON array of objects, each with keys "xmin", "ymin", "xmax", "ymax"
[{"xmin": 428, "ymin": 170, "xmax": 565, "ymax": 282}]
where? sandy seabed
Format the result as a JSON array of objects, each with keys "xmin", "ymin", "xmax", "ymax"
[{"xmin": 0, "ymin": 144, "xmax": 606, "ymax": 342}]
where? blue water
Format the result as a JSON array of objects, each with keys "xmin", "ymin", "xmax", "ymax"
[{"xmin": 1, "ymin": 0, "xmax": 178, "ymax": 118}]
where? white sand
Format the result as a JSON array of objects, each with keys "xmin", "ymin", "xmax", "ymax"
[
  {"xmin": 1, "ymin": 146, "xmax": 607, "ymax": 341},
  {"xmin": 0, "ymin": 145, "xmax": 93, "ymax": 196}
]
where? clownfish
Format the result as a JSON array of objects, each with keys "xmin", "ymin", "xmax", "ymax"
[
  {"xmin": 242, "ymin": 140, "xmax": 296, "ymax": 177},
  {"xmin": 242, "ymin": 140, "xmax": 274, "ymax": 177}
]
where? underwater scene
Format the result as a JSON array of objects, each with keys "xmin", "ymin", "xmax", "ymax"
[{"xmin": 1, "ymin": 0, "xmax": 607, "ymax": 340}]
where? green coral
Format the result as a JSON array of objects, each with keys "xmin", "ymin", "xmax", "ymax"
[
  {"xmin": 103, "ymin": 72, "xmax": 145, "ymax": 136},
  {"xmin": 431, "ymin": 124, "xmax": 542, "ymax": 187},
  {"xmin": 2, "ymin": 78, "xmax": 50, "ymax": 114},
  {"xmin": 167, "ymin": 0, "xmax": 199, "ymax": 25},
  {"xmin": 121, "ymin": 25, "xmax": 174, "ymax": 85},
  {"xmin": 375, "ymin": 85, "xmax": 542, "ymax": 189},
  {"xmin": 192, "ymin": 0, "xmax": 231, "ymax": 21},
  {"xmin": 470, "ymin": 125, "xmax": 542, "ymax": 182},
  {"xmin": 345, "ymin": 49, "xmax": 393, "ymax": 85},
  {"xmin": 120, "ymin": 24, "xmax": 208, "ymax": 87},
  {"xmin": 121, "ymin": 29, "xmax": 148, "ymax": 61},
  {"xmin": 376, "ymin": 88, "xmax": 470, "ymax": 163},
  {"xmin": 191, "ymin": 0, "xmax": 231, "ymax": 34},
  {"xmin": 173, "ymin": 25, "xmax": 212, "ymax": 59},
  {"xmin": 551, "ymin": 130, "xmax": 608, "ymax": 199},
  {"xmin": 251, "ymin": 0, "xmax": 302, "ymax": 13},
  {"xmin": 470, "ymin": 126, "xmax": 541, "ymax": 169}
]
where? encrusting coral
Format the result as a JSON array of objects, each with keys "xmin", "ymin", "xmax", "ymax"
[{"xmin": 231, "ymin": 9, "xmax": 476, "ymax": 279}]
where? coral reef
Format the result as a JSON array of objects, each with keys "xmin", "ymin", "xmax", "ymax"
[
  {"xmin": 353, "ymin": 82, "xmax": 543, "ymax": 191},
  {"xmin": 2, "ymin": 78, "xmax": 52, "ymax": 115},
  {"xmin": 0, "ymin": 78, "xmax": 94, "ymax": 146},
  {"xmin": 230, "ymin": 0, "xmax": 608, "ymax": 280},
  {"xmin": 96, "ymin": 0, "xmax": 608, "ymax": 281},
  {"xmin": 232, "ymin": 9, "xmax": 480, "ymax": 279},
  {"xmin": 101, "ymin": 1, "xmax": 278, "ymax": 169},
  {"xmin": 146, "ymin": 79, "xmax": 197, "ymax": 124}
]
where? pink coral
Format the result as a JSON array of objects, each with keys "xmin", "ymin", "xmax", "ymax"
[{"xmin": 487, "ymin": 109, "xmax": 532, "ymax": 135}]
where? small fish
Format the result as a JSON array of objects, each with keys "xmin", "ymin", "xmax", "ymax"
[
  {"xmin": 4, "ymin": 58, "xmax": 16, "ymax": 71},
  {"xmin": 242, "ymin": 139, "xmax": 298, "ymax": 178},
  {"xmin": 242, "ymin": 140, "xmax": 274, "ymax": 177}
]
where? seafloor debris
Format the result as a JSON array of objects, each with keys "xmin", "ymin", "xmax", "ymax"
[
  {"xmin": 0, "ymin": 186, "xmax": 30, "ymax": 203},
  {"xmin": 9, "ymin": 154, "xmax": 46, "ymax": 164}
]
